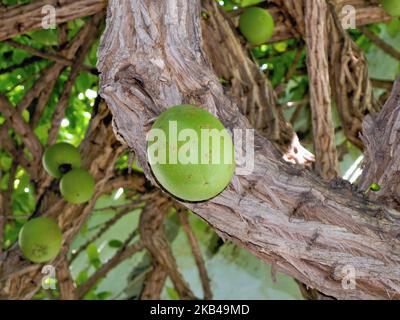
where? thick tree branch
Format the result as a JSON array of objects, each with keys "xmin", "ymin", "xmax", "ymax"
[
  {"xmin": 359, "ymin": 77, "xmax": 400, "ymax": 209},
  {"xmin": 140, "ymin": 263, "xmax": 168, "ymax": 300},
  {"xmin": 98, "ymin": 0, "xmax": 400, "ymax": 299},
  {"xmin": 304, "ymin": 0, "xmax": 339, "ymax": 179}
]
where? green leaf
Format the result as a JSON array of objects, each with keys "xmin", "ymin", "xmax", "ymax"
[
  {"xmin": 29, "ymin": 29, "xmax": 59, "ymax": 46},
  {"xmin": 97, "ymin": 291, "xmax": 112, "ymax": 300},
  {"xmin": 166, "ymin": 287, "xmax": 180, "ymax": 300},
  {"xmin": 75, "ymin": 270, "xmax": 89, "ymax": 286},
  {"xmin": 108, "ymin": 240, "xmax": 124, "ymax": 248},
  {"xmin": 86, "ymin": 243, "xmax": 101, "ymax": 268}
]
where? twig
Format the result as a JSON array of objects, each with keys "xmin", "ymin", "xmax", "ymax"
[
  {"xmin": 0, "ymin": 56, "xmax": 40, "ymax": 75},
  {"xmin": 139, "ymin": 199, "xmax": 196, "ymax": 300},
  {"xmin": 69, "ymin": 200, "xmax": 144, "ymax": 263},
  {"xmin": 0, "ymin": 95, "xmax": 43, "ymax": 166},
  {"xmin": 177, "ymin": 210, "xmax": 213, "ymax": 300},
  {"xmin": 4, "ymin": 40, "xmax": 98, "ymax": 75},
  {"xmin": 361, "ymin": 26, "xmax": 400, "ymax": 61},
  {"xmin": 76, "ymin": 238, "xmax": 143, "ymax": 299},
  {"xmin": 47, "ymin": 13, "xmax": 104, "ymax": 145},
  {"xmin": 371, "ymin": 78, "xmax": 395, "ymax": 91}
]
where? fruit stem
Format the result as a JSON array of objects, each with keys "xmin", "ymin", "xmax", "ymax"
[{"xmin": 59, "ymin": 164, "xmax": 72, "ymax": 174}]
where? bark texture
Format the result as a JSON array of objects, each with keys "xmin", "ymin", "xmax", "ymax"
[
  {"xmin": 359, "ymin": 78, "xmax": 400, "ymax": 210},
  {"xmin": 0, "ymin": 0, "xmax": 107, "ymax": 41},
  {"xmin": 304, "ymin": 0, "xmax": 339, "ymax": 179},
  {"xmin": 98, "ymin": 0, "xmax": 400, "ymax": 299}
]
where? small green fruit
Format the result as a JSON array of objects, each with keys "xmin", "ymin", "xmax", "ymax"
[
  {"xmin": 19, "ymin": 217, "xmax": 62, "ymax": 263},
  {"xmin": 60, "ymin": 168, "xmax": 95, "ymax": 204},
  {"xmin": 369, "ymin": 182, "xmax": 381, "ymax": 192},
  {"xmin": 380, "ymin": 0, "xmax": 400, "ymax": 16},
  {"xmin": 147, "ymin": 104, "xmax": 235, "ymax": 202},
  {"xmin": 42, "ymin": 143, "xmax": 81, "ymax": 178},
  {"xmin": 239, "ymin": 7, "xmax": 275, "ymax": 45}
]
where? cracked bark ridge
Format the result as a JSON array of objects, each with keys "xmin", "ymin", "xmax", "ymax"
[{"xmin": 98, "ymin": 0, "xmax": 400, "ymax": 299}]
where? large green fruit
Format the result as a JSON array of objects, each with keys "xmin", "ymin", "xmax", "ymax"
[
  {"xmin": 239, "ymin": 7, "xmax": 275, "ymax": 45},
  {"xmin": 42, "ymin": 142, "xmax": 81, "ymax": 178},
  {"xmin": 60, "ymin": 168, "xmax": 95, "ymax": 204},
  {"xmin": 19, "ymin": 217, "xmax": 62, "ymax": 263},
  {"xmin": 380, "ymin": 0, "xmax": 400, "ymax": 16},
  {"xmin": 147, "ymin": 105, "xmax": 235, "ymax": 202}
]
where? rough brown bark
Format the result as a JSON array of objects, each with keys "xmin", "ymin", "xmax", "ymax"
[
  {"xmin": 98, "ymin": 0, "xmax": 400, "ymax": 299},
  {"xmin": 140, "ymin": 264, "xmax": 168, "ymax": 300},
  {"xmin": 304, "ymin": 0, "xmax": 339, "ymax": 179},
  {"xmin": 359, "ymin": 78, "xmax": 400, "ymax": 210}
]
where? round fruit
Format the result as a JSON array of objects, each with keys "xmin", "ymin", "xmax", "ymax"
[
  {"xmin": 19, "ymin": 217, "xmax": 62, "ymax": 263},
  {"xmin": 239, "ymin": 7, "xmax": 275, "ymax": 45},
  {"xmin": 60, "ymin": 168, "xmax": 95, "ymax": 204},
  {"xmin": 380, "ymin": 0, "xmax": 400, "ymax": 16},
  {"xmin": 147, "ymin": 104, "xmax": 235, "ymax": 202},
  {"xmin": 42, "ymin": 142, "xmax": 81, "ymax": 178}
]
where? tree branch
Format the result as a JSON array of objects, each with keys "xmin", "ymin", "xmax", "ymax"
[
  {"xmin": 139, "ymin": 199, "xmax": 196, "ymax": 300},
  {"xmin": 0, "ymin": 95, "xmax": 43, "ymax": 167},
  {"xmin": 76, "ymin": 237, "xmax": 144, "ymax": 299},
  {"xmin": 0, "ymin": 0, "xmax": 107, "ymax": 41},
  {"xmin": 361, "ymin": 26, "xmax": 400, "ymax": 61},
  {"xmin": 4, "ymin": 40, "xmax": 98, "ymax": 75},
  {"xmin": 359, "ymin": 77, "xmax": 400, "ymax": 209},
  {"xmin": 178, "ymin": 210, "xmax": 213, "ymax": 300},
  {"xmin": 47, "ymin": 13, "xmax": 104, "ymax": 145},
  {"xmin": 304, "ymin": 0, "xmax": 339, "ymax": 179}
]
